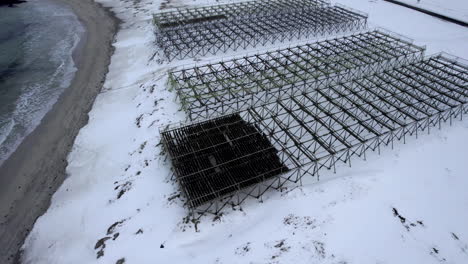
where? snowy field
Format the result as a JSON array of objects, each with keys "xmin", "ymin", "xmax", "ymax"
[
  {"xmin": 395, "ymin": 0, "xmax": 468, "ymax": 23},
  {"xmin": 22, "ymin": 0, "xmax": 468, "ymax": 263}
]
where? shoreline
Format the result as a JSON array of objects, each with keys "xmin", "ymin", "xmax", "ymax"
[{"xmin": 0, "ymin": 0, "xmax": 120, "ymax": 263}]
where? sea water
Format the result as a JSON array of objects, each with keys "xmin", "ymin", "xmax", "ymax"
[{"xmin": 0, "ymin": 0, "xmax": 84, "ymax": 165}]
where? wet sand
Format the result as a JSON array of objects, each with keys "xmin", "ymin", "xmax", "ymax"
[{"xmin": 0, "ymin": 0, "xmax": 120, "ymax": 263}]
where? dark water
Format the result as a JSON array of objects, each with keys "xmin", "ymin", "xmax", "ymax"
[{"xmin": 0, "ymin": 0, "xmax": 84, "ymax": 164}]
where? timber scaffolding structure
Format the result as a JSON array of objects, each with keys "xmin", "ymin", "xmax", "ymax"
[
  {"xmin": 153, "ymin": 0, "xmax": 367, "ymax": 61},
  {"xmin": 161, "ymin": 53, "xmax": 468, "ymax": 216},
  {"xmin": 169, "ymin": 29, "xmax": 426, "ymax": 120},
  {"xmin": 154, "ymin": 0, "xmax": 330, "ymax": 28}
]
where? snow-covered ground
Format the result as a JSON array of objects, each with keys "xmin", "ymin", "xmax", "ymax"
[
  {"xmin": 394, "ymin": 0, "xmax": 468, "ymax": 23},
  {"xmin": 22, "ymin": 0, "xmax": 468, "ymax": 263}
]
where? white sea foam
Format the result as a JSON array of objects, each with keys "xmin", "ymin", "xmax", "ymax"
[
  {"xmin": 0, "ymin": 119, "xmax": 14, "ymax": 147},
  {"xmin": 0, "ymin": 0, "xmax": 84, "ymax": 165}
]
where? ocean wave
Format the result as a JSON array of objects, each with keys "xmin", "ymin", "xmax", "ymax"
[
  {"xmin": 0, "ymin": 119, "xmax": 14, "ymax": 147},
  {"xmin": 0, "ymin": 0, "xmax": 85, "ymax": 165}
]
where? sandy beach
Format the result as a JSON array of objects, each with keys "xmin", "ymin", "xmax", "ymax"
[{"xmin": 0, "ymin": 0, "xmax": 119, "ymax": 263}]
